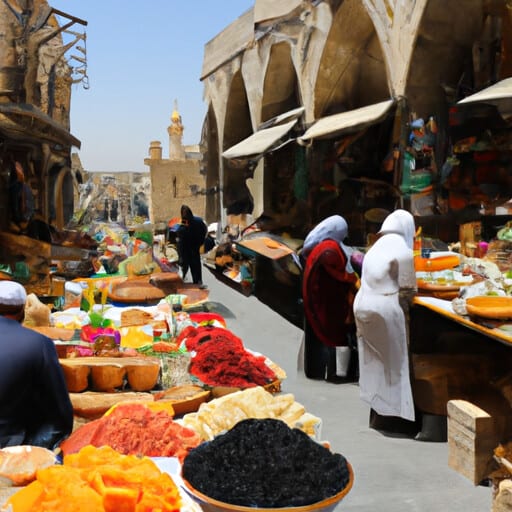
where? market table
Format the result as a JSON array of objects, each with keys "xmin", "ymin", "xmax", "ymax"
[
  {"xmin": 409, "ymin": 295, "xmax": 512, "ymax": 420},
  {"xmin": 413, "ymin": 295, "xmax": 512, "ymax": 346}
]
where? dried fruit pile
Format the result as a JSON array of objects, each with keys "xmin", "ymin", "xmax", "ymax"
[{"xmin": 7, "ymin": 445, "xmax": 182, "ymax": 512}]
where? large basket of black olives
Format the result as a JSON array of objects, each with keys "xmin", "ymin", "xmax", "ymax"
[{"xmin": 181, "ymin": 418, "xmax": 354, "ymax": 512}]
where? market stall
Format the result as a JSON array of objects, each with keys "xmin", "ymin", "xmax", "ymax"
[
  {"xmin": 204, "ymin": 230, "xmax": 304, "ymax": 328},
  {"xmin": 0, "ymin": 267, "xmax": 355, "ymax": 511},
  {"xmin": 407, "ymin": 246, "xmax": 512, "ymax": 494}
]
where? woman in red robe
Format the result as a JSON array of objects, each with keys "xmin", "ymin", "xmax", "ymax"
[{"xmin": 301, "ymin": 215, "xmax": 359, "ymax": 382}]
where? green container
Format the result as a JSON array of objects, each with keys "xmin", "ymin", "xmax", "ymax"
[{"xmin": 409, "ymin": 170, "xmax": 432, "ymax": 192}]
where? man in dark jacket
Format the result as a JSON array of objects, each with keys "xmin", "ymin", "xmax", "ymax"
[
  {"xmin": 177, "ymin": 205, "xmax": 207, "ymax": 286},
  {"xmin": 0, "ymin": 281, "xmax": 73, "ymax": 449}
]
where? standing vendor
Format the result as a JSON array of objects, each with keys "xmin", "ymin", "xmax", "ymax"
[
  {"xmin": 0, "ymin": 281, "xmax": 73, "ymax": 449},
  {"xmin": 300, "ymin": 215, "xmax": 359, "ymax": 382},
  {"xmin": 353, "ymin": 209, "xmax": 417, "ymax": 427}
]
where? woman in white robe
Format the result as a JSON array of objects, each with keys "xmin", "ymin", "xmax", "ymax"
[{"xmin": 353, "ymin": 209, "xmax": 417, "ymax": 421}]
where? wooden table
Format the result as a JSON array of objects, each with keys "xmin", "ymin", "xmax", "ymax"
[
  {"xmin": 411, "ymin": 297, "xmax": 512, "ymax": 484},
  {"xmin": 413, "ymin": 295, "xmax": 512, "ymax": 346},
  {"xmin": 410, "ymin": 296, "xmax": 512, "ymax": 417}
]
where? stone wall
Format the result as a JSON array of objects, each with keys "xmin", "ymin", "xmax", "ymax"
[{"xmin": 147, "ymin": 157, "xmax": 205, "ymax": 225}]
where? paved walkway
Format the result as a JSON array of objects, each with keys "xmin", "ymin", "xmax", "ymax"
[{"xmin": 200, "ymin": 267, "xmax": 493, "ymax": 512}]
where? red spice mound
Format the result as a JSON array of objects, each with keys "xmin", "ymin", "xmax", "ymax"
[
  {"xmin": 60, "ymin": 403, "xmax": 201, "ymax": 462},
  {"xmin": 176, "ymin": 325, "xmax": 198, "ymax": 347},
  {"xmin": 183, "ymin": 325, "xmax": 245, "ymax": 353},
  {"xmin": 188, "ymin": 329, "xmax": 277, "ymax": 388}
]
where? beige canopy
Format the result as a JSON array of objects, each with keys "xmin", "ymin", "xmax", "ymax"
[
  {"xmin": 299, "ymin": 99, "xmax": 395, "ymax": 142},
  {"xmin": 457, "ymin": 78, "xmax": 512, "ymax": 117},
  {"xmin": 222, "ymin": 119, "xmax": 298, "ymax": 160},
  {"xmin": 258, "ymin": 106, "xmax": 305, "ymax": 130}
]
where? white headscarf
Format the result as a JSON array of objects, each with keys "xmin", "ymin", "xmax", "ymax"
[
  {"xmin": 378, "ymin": 209, "xmax": 415, "ymax": 249},
  {"xmin": 302, "ymin": 215, "xmax": 354, "ymax": 270}
]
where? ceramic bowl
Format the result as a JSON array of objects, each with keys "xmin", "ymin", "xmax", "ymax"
[{"xmin": 181, "ymin": 462, "xmax": 354, "ymax": 512}]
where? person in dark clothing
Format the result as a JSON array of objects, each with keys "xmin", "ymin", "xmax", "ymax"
[
  {"xmin": 177, "ymin": 205, "xmax": 207, "ymax": 285},
  {"xmin": 0, "ymin": 281, "xmax": 73, "ymax": 449},
  {"xmin": 203, "ymin": 223, "xmax": 218, "ymax": 253}
]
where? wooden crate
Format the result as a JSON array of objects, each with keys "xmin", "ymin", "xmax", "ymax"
[{"xmin": 447, "ymin": 399, "xmax": 512, "ymax": 485}]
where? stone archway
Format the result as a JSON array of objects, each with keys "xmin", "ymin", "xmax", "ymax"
[
  {"xmin": 259, "ymin": 41, "xmax": 303, "ymax": 224},
  {"xmin": 261, "ymin": 41, "xmax": 301, "ymax": 122},
  {"xmin": 52, "ymin": 165, "xmax": 75, "ymax": 229},
  {"xmin": 222, "ymin": 70, "xmax": 254, "ymax": 217},
  {"xmin": 405, "ymin": 0, "xmax": 485, "ymax": 121},
  {"xmin": 314, "ymin": 0, "xmax": 389, "ymax": 118},
  {"xmin": 203, "ymin": 104, "xmax": 221, "ymax": 224}
]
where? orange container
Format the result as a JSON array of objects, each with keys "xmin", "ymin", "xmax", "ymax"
[{"xmin": 414, "ymin": 255, "xmax": 460, "ymax": 272}]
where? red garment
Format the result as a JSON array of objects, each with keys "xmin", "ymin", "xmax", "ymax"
[{"xmin": 302, "ymin": 239, "xmax": 357, "ymax": 347}]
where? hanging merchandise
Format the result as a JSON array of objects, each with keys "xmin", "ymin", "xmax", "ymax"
[{"xmin": 400, "ymin": 151, "xmax": 415, "ymax": 193}]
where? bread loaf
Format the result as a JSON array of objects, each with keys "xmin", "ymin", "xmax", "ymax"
[
  {"xmin": 60, "ymin": 357, "xmax": 161, "ymax": 393},
  {"xmin": 121, "ymin": 308, "xmax": 154, "ymax": 327},
  {"xmin": 126, "ymin": 362, "xmax": 160, "ymax": 391},
  {"xmin": 90, "ymin": 365, "xmax": 126, "ymax": 391},
  {"xmin": 26, "ymin": 326, "xmax": 77, "ymax": 341},
  {"xmin": 60, "ymin": 363, "xmax": 90, "ymax": 393}
]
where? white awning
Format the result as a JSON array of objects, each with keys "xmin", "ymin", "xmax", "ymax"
[
  {"xmin": 457, "ymin": 78, "xmax": 512, "ymax": 117},
  {"xmin": 299, "ymin": 99, "xmax": 395, "ymax": 142},
  {"xmin": 258, "ymin": 106, "xmax": 305, "ymax": 130},
  {"xmin": 222, "ymin": 119, "xmax": 298, "ymax": 159}
]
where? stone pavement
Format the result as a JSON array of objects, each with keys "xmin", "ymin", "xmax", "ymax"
[{"xmin": 199, "ymin": 267, "xmax": 493, "ymax": 512}]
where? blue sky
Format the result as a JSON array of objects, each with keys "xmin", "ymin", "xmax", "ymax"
[{"xmin": 49, "ymin": 1, "xmax": 254, "ymax": 173}]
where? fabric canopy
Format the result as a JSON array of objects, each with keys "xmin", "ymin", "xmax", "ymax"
[
  {"xmin": 457, "ymin": 78, "xmax": 512, "ymax": 117},
  {"xmin": 299, "ymin": 99, "xmax": 395, "ymax": 142},
  {"xmin": 222, "ymin": 119, "xmax": 298, "ymax": 159},
  {"xmin": 258, "ymin": 106, "xmax": 305, "ymax": 130}
]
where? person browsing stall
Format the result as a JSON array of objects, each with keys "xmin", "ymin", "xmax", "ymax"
[
  {"xmin": 177, "ymin": 205, "xmax": 208, "ymax": 286},
  {"xmin": 353, "ymin": 209, "xmax": 417, "ymax": 428},
  {"xmin": 0, "ymin": 281, "xmax": 73, "ymax": 449},
  {"xmin": 300, "ymin": 215, "xmax": 360, "ymax": 382}
]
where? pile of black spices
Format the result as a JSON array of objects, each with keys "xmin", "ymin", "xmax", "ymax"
[{"xmin": 182, "ymin": 418, "xmax": 351, "ymax": 507}]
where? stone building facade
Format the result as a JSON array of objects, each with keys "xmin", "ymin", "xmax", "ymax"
[
  {"xmin": 199, "ymin": 0, "xmax": 511, "ymax": 242},
  {"xmin": 0, "ymin": 0, "xmax": 87, "ymax": 231},
  {"xmin": 0, "ymin": 1, "xmax": 88, "ymax": 294},
  {"xmin": 145, "ymin": 105, "xmax": 206, "ymax": 225},
  {"xmin": 74, "ymin": 159, "xmax": 152, "ymax": 228}
]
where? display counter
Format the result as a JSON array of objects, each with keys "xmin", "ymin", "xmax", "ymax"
[
  {"xmin": 409, "ymin": 295, "xmax": 512, "ymax": 420},
  {"xmin": 205, "ymin": 234, "xmax": 304, "ymax": 328},
  {"xmin": 413, "ymin": 295, "xmax": 512, "ymax": 346}
]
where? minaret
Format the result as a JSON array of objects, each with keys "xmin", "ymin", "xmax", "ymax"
[{"xmin": 168, "ymin": 99, "xmax": 186, "ymax": 160}]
